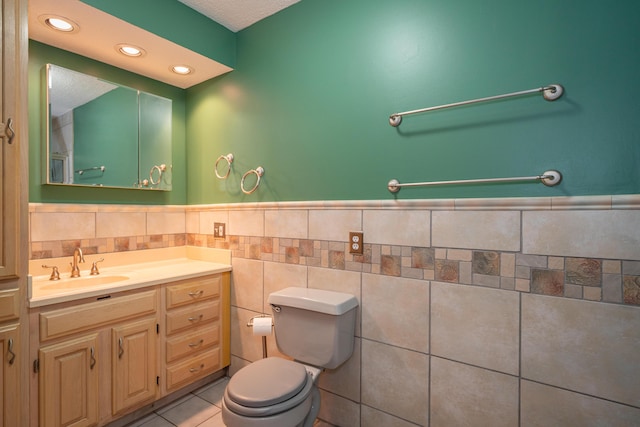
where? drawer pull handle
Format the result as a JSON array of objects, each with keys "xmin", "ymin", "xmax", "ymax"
[
  {"xmin": 188, "ymin": 339, "xmax": 204, "ymax": 348},
  {"xmin": 7, "ymin": 339, "xmax": 15, "ymax": 365},
  {"xmin": 90, "ymin": 347, "xmax": 96, "ymax": 369},
  {"xmin": 188, "ymin": 290, "xmax": 204, "ymax": 297},
  {"xmin": 188, "ymin": 314, "xmax": 204, "ymax": 322},
  {"xmin": 118, "ymin": 337, "xmax": 124, "ymax": 359},
  {"xmin": 189, "ymin": 363, "xmax": 205, "ymax": 373}
]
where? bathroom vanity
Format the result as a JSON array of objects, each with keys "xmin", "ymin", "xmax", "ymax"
[{"xmin": 27, "ymin": 248, "xmax": 231, "ymax": 427}]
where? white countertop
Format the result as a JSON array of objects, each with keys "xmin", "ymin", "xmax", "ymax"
[{"xmin": 29, "ymin": 247, "xmax": 232, "ymax": 308}]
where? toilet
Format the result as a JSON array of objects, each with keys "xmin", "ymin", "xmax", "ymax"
[{"xmin": 222, "ymin": 287, "xmax": 359, "ymax": 427}]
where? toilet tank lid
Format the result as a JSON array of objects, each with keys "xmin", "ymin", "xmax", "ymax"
[{"xmin": 268, "ymin": 287, "xmax": 358, "ymax": 315}]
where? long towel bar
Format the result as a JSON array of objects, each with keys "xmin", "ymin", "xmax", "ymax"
[
  {"xmin": 389, "ymin": 84, "xmax": 564, "ymax": 127},
  {"xmin": 387, "ymin": 170, "xmax": 562, "ymax": 193}
]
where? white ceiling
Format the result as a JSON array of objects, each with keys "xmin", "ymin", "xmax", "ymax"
[
  {"xmin": 28, "ymin": 0, "xmax": 300, "ymax": 88},
  {"xmin": 179, "ymin": 0, "xmax": 300, "ymax": 32}
]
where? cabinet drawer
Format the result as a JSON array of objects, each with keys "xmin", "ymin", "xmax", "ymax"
[
  {"xmin": 0, "ymin": 289, "xmax": 19, "ymax": 323},
  {"xmin": 166, "ymin": 324, "xmax": 220, "ymax": 363},
  {"xmin": 166, "ymin": 275, "xmax": 221, "ymax": 309},
  {"xmin": 165, "ymin": 299, "xmax": 219, "ymax": 335},
  {"xmin": 40, "ymin": 290, "xmax": 157, "ymax": 341},
  {"xmin": 165, "ymin": 347, "xmax": 220, "ymax": 391}
]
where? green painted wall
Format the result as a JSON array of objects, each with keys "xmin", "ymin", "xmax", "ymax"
[
  {"xmin": 29, "ymin": 41, "xmax": 187, "ymax": 204},
  {"xmin": 186, "ymin": 0, "xmax": 640, "ymax": 203},
  {"xmin": 81, "ymin": 0, "xmax": 236, "ymax": 68}
]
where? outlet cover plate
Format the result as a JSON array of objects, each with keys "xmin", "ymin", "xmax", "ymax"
[
  {"xmin": 349, "ymin": 232, "xmax": 364, "ymax": 254},
  {"xmin": 214, "ymin": 222, "xmax": 226, "ymax": 238}
]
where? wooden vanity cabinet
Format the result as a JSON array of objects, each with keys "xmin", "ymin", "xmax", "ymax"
[
  {"xmin": 34, "ymin": 290, "xmax": 159, "ymax": 427},
  {"xmin": 30, "ymin": 271, "xmax": 231, "ymax": 427},
  {"xmin": 162, "ymin": 273, "xmax": 230, "ymax": 394},
  {"xmin": 0, "ymin": 322, "xmax": 20, "ymax": 427}
]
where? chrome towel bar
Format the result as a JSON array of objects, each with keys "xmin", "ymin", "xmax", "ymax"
[
  {"xmin": 389, "ymin": 84, "xmax": 564, "ymax": 127},
  {"xmin": 387, "ymin": 170, "xmax": 562, "ymax": 193}
]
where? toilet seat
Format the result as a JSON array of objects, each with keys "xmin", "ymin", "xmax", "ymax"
[{"xmin": 224, "ymin": 357, "xmax": 313, "ymax": 417}]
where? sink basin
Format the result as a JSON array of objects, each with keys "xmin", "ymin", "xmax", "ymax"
[{"xmin": 37, "ymin": 275, "xmax": 130, "ymax": 290}]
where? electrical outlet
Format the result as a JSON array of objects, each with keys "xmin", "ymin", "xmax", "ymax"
[
  {"xmin": 214, "ymin": 222, "xmax": 226, "ymax": 238},
  {"xmin": 349, "ymin": 232, "xmax": 364, "ymax": 254}
]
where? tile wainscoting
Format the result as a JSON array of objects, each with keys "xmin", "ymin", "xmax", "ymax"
[{"xmin": 30, "ymin": 196, "xmax": 640, "ymax": 426}]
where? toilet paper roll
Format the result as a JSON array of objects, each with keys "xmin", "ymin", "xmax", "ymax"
[{"xmin": 252, "ymin": 317, "xmax": 272, "ymax": 336}]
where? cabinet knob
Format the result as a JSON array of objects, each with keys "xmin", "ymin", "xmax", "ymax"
[{"xmin": 1, "ymin": 118, "xmax": 15, "ymax": 144}]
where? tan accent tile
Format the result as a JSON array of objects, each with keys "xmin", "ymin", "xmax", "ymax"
[
  {"xmin": 432, "ymin": 211, "xmax": 521, "ymax": 251},
  {"xmin": 603, "ymin": 260, "xmax": 621, "ymax": 274},
  {"xmin": 501, "ymin": 253, "xmax": 516, "ymax": 277},
  {"xmin": 431, "ymin": 357, "xmax": 518, "ymax": 427},
  {"xmin": 447, "ymin": 249, "xmax": 472, "ymax": 261},
  {"xmin": 431, "ymin": 282, "xmax": 520, "ymax": 375},
  {"xmin": 521, "ymin": 380, "xmax": 640, "ymax": 427},
  {"xmin": 363, "ymin": 210, "xmax": 429, "ymax": 247},
  {"xmin": 516, "ymin": 254, "xmax": 547, "ymax": 267},
  {"xmin": 361, "ymin": 340, "xmax": 429, "ymax": 425},
  {"xmin": 329, "ymin": 250, "xmax": 345, "ymax": 270},
  {"xmin": 522, "ymin": 294, "xmax": 640, "ymax": 407},
  {"xmin": 603, "ymin": 274, "xmax": 623, "ymax": 303},
  {"xmin": 459, "ymin": 261, "xmax": 472, "ymax": 284},
  {"xmin": 435, "ymin": 248, "xmax": 447, "ymax": 259},
  {"xmin": 362, "ymin": 274, "xmax": 429, "ymax": 352},
  {"xmin": 548, "ymin": 256, "xmax": 564, "ymax": 270},
  {"xmin": 583, "ymin": 286, "xmax": 602, "ymax": 301},
  {"xmin": 515, "ymin": 278, "xmax": 531, "ymax": 292}
]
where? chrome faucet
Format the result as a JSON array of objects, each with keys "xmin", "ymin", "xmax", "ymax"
[{"xmin": 70, "ymin": 247, "xmax": 85, "ymax": 277}]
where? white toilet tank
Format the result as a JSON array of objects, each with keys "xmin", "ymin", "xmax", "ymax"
[{"xmin": 268, "ymin": 287, "xmax": 358, "ymax": 369}]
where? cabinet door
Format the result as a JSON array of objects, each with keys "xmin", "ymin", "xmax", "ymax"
[
  {"xmin": 112, "ymin": 318, "xmax": 157, "ymax": 415},
  {"xmin": 0, "ymin": 324, "xmax": 19, "ymax": 427},
  {"xmin": 0, "ymin": 0, "xmax": 20, "ymax": 283},
  {"xmin": 39, "ymin": 335, "xmax": 99, "ymax": 427}
]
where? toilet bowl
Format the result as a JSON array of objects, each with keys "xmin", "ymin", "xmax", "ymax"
[
  {"xmin": 221, "ymin": 357, "xmax": 321, "ymax": 427},
  {"xmin": 222, "ymin": 287, "xmax": 358, "ymax": 427}
]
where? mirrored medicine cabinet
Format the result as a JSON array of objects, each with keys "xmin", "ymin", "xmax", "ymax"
[{"xmin": 44, "ymin": 63, "xmax": 173, "ymax": 190}]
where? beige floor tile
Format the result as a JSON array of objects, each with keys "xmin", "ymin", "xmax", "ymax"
[
  {"xmin": 157, "ymin": 395, "xmax": 221, "ymax": 427},
  {"xmin": 194, "ymin": 377, "xmax": 229, "ymax": 407}
]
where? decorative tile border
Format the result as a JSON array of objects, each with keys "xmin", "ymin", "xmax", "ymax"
[{"xmin": 188, "ymin": 232, "xmax": 640, "ymax": 307}]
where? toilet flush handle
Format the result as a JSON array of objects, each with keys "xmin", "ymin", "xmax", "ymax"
[{"xmin": 271, "ymin": 304, "xmax": 281, "ymax": 313}]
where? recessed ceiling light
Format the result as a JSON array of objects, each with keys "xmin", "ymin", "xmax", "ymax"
[
  {"xmin": 40, "ymin": 15, "xmax": 78, "ymax": 33},
  {"xmin": 171, "ymin": 65, "xmax": 193, "ymax": 75},
  {"xmin": 116, "ymin": 44, "xmax": 146, "ymax": 57}
]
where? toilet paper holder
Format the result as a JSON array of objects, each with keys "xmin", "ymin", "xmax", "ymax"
[{"xmin": 247, "ymin": 315, "xmax": 273, "ymax": 359}]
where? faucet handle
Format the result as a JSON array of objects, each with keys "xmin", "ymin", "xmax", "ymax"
[
  {"xmin": 42, "ymin": 265, "xmax": 60, "ymax": 281},
  {"xmin": 90, "ymin": 258, "xmax": 104, "ymax": 275}
]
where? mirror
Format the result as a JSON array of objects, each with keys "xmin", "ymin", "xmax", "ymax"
[{"xmin": 44, "ymin": 64, "xmax": 173, "ymax": 190}]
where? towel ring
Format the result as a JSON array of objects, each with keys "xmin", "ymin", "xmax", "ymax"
[
  {"xmin": 241, "ymin": 166, "xmax": 264, "ymax": 194},
  {"xmin": 149, "ymin": 164, "xmax": 167, "ymax": 185},
  {"xmin": 215, "ymin": 153, "xmax": 234, "ymax": 179}
]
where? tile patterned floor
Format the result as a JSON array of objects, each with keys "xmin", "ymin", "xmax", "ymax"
[
  {"xmin": 126, "ymin": 377, "xmax": 330, "ymax": 427},
  {"xmin": 126, "ymin": 377, "xmax": 229, "ymax": 427}
]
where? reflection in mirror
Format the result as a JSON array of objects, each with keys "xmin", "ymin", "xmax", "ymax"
[{"xmin": 45, "ymin": 64, "xmax": 172, "ymax": 190}]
